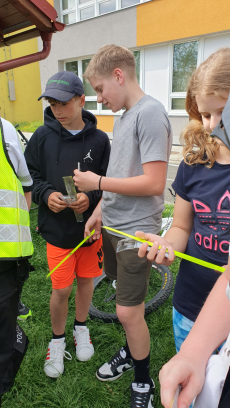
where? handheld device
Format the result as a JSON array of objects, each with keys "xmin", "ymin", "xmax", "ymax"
[{"xmin": 59, "ymin": 195, "xmax": 77, "ymax": 204}]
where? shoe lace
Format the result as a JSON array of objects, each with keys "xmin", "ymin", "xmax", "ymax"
[
  {"xmin": 109, "ymin": 349, "xmax": 125, "ymax": 367},
  {"xmin": 131, "ymin": 388, "xmax": 148, "ymax": 408},
  {"xmin": 50, "ymin": 344, "xmax": 72, "ymax": 361},
  {"xmin": 76, "ymin": 328, "xmax": 90, "ymax": 348}
]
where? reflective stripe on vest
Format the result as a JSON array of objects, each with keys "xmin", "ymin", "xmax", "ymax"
[{"xmin": 0, "ymin": 122, "xmax": 33, "ymax": 260}]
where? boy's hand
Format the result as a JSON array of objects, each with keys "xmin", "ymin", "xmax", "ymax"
[
  {"xmin": 68, "ymin": 193, "xmax": 89, "ymax": 213},
  {"xmin": 84, "ymin": 213, "xmax": 102, "ymax": 242},
  {"xmin": 73, "ymin": 169, "xmax": 100, "ymax": 192},
  {"xmin": 48, "ymin": 192, "xmax": 68, "ymax": 213},
  {"xmin": 135, "ymin": 231, "xmax": 175, "ymax": 266}
]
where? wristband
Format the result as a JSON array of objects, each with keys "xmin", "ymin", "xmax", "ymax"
[{"xmin": 99, "ymin": 175, "xmax": 103, "ymax": 191}]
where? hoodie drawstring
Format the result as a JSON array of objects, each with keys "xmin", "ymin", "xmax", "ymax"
[{"xmin": 56, "ymin": 126, "xmax": 62, "ymax": 164}]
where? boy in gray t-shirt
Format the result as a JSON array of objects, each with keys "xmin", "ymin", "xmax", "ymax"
[{"xmin": 73, "ymin": 44, "xmax": 172, "ymax": 408}]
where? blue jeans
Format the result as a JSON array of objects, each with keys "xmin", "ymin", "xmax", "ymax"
[{"xmin": 173, "ymin": 307, "xmax": 194, "ymax": 353}]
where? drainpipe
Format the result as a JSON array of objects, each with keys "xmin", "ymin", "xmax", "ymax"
[{"xmin": 0, "ymin": 32, "xmax": 53, "ymax": 73}]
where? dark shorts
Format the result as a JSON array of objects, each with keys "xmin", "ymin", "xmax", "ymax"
[
  {"xmin": 102, "ymin": 229, "xmax": 152, "ymax": 307},
  {"xmin": 0, "ymin": 261, "xmax": 29, "ymax": 397}
]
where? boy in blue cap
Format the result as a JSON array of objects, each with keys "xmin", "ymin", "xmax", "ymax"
[{"xmin": 25, "ymin": 71, "xmax": 110, "ymax": 378}]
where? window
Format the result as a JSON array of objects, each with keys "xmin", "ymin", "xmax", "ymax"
[
  {"xmin": 61, "ymin": 0, "xmax": 150, "ymax": 24},
  {"xmin": 170, "ymin": 41, "xmax": 198, "ymax": 112},
  {"xmin": 65, "ymin": 50, "xmax": 141, "ymax": 113}
]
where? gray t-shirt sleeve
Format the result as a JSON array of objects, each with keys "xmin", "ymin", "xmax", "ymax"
[{"xmin": 137, "ymin": 101, "xmax": 171, "ymax": 164}]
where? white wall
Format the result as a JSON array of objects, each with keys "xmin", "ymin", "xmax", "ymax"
[{"xmin": 144, "ymin": 44, "xmax": 170, "ymax": 111}]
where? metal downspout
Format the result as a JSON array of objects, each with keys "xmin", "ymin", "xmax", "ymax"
[{"xmin": 0, "ymin": 32, "xmax": 53, "ymax": 73}]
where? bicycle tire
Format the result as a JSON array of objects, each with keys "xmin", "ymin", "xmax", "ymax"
[{"xmin": 89, "ymin": 263, "xmax": 174, "ymax": 323}]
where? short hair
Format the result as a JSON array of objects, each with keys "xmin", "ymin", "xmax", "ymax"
[{"xmin": 83, "ymin": 44, "xmax": 136, "ymax": 80}]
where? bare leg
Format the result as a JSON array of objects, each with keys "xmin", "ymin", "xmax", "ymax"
[
  {"xmin": 75, "ymin": 277, "xmax": 94, "ymax": 322},
  {"xmin": 116, "ymin": 302, "xmax": 150, "ymax": 360},
  {"xmin": 50, "ymin": 284, "xmax": 73, "ymax": 335}
]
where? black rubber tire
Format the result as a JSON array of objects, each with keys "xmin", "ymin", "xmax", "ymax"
[{"xmin": 89, "ymin": 263, "xmax": 174, "ymax": 323}]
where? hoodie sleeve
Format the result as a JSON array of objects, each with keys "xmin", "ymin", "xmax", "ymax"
[
  {"xmin": 85, "ymin": 134, "xmax": 110, "ymax": 208},
  {"xmin": 24, "ymin": 131, "xmax": 56, "ymax": 206}
]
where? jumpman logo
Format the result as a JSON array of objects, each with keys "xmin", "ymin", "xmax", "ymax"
[{"xmin": 83, "ymin": 149, "xmax": 93, "ymax": 162}]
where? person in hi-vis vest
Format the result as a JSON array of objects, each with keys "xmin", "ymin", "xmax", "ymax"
[{"xmin": 0, "ymin": 117, "xmax": 33, "ymax": 405}]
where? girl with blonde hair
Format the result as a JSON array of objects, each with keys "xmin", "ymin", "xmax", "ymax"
[{"xmin": 137, "ymin": 47, "xmax": 230, "ymax": 355}]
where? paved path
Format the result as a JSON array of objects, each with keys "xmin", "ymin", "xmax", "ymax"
[{"xmin": 165, "ymin": 145, "xmax": 183, "ymax": 204}]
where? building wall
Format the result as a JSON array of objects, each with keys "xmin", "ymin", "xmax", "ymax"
[
  {"xmin": 0, "ymin": 39, "xmax": 43, "ymax": 123},
  {"xmin": 0, "ymin": 0, "xmax": 55, "ymax": 124},
  {"xmin": 40, "ymin": 0, "xmax": 230, "ymax": 143},
  {"xmin": 137, "ymin": 0, "xmax": 230, "ymax": 46}
]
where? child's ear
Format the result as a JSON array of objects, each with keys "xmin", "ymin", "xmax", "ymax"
[
  {"xmin": 80, "ymin": 94, "xmax": 85, "ymax": 107},
  {"xmin": 114, "ymin": 68, "xmax": 124, "ymax": 85}
]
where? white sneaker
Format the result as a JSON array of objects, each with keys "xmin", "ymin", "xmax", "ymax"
[
  {"xmin": 44, "ymin": 338, "xmax": 72, "ymax": 378},
  {"xmin": 73, "ymin": 326, "xmax": 94, "ymax": 361}
]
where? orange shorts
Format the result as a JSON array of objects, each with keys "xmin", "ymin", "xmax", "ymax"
[{"xmin": 47, "ymin": 236, "xmax": 103, "ymax": 289}]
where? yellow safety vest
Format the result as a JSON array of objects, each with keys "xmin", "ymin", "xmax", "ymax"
[{"xmin": 0, "ymin": 120, "xmax": 33, "ymax": 260}]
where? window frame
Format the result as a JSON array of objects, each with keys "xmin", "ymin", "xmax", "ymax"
[
  {"xmin": 60, "ymin": 0, "xmax": 150, "ymax": 24},
  {"xmin": 64, "ymin": 48, "xmax": 143, "ymax": 115},
  {"xmin": 168, "ymin": 38, "xmax": 204, "ymax": 116}
]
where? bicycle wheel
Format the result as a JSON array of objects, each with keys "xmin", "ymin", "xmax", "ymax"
[{"xmin": 89, "ymin": 263, "xmax": 174, "ymax": 323}]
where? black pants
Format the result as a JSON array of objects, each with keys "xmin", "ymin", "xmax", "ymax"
[{"xmin": 0, "ymin": 261, "xmax": 30, "ymax": 399}]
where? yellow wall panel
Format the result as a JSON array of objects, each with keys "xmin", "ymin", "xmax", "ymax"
[
  {"xmin": 95, "ymin": 115, "xmax": 114, "ymax": 132},
  {"xmin": 0, "ymin": 38, "xmax": 43, "ymax": 123},
  {"xmin": 137, "ymin": 0, "xmax": 230, "ymax": 46}
]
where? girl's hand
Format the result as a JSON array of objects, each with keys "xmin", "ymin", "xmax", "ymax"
[
  {"xmin": 135, "ymin": 231, "xmax": 175, "ymax": 266},
  {"xmin": 73, "ymin": 169, "xmax": 99, "ymax": 192}
]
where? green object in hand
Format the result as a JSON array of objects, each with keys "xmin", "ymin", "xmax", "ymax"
[{"xmin": 62, "ymin": 176, "xmax": 83, "ymax": 222}]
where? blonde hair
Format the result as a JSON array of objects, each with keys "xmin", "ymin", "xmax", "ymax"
[
  {"xmin": 181, "ymin": 47, "xmax": 230, "ymax": 167},
  {"xmin": 83, "ymin": 44, "xmax": 136, "ymax": 80}
]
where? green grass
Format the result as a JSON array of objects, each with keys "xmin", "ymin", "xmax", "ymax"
[
  {"xmin": 2, "ymin": 206, "xmax": 179, "ymax": 408},
  {"xmin": 13, "ymin": 121, "xmax": 44, "ymax": 133}
]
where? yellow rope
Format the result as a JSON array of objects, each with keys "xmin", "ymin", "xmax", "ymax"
[{"xmin": 103, "ymin": 226, "xmax": 225, "ymax": 273}]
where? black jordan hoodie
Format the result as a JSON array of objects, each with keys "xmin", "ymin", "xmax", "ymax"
[{"xmin": 25, "ymin": 106, "xmax": 110, "ymax": 248}]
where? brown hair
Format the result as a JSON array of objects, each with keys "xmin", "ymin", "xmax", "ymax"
[
  {"xmin": 181, "ymin": 47, "xmax": 230, "ymax": 167},
  {"xmin": 83, "ymin": 44, "xmax": 136, "ymax": 80}
]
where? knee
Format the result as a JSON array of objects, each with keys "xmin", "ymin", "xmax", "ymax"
[
  {"xmin": 77, "ymin": 277, "xmax": 94, "ymax": 288},
  {"xmin": 116, "ymin": 305, "xmax": 144, "ymax": 329},
  {"xmin": 116, "ymin": 306, "xmax": 134, "ymax": 327},
  {"xmin": 52, "ymin": 286, "xmax": 72, "ymax": 303}
]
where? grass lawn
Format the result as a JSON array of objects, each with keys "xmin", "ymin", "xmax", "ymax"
[
  {"xmin": 2, "ymin": 204, "xmax": 180, "ymax": 408},
  {"xmin": 13, "ymin": 121, "xmax": 44, "ymax": 133}
]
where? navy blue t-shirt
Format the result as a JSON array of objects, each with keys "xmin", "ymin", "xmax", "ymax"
[{"xmin": 172, "ymin": 160, "xmax": 230, "ymax": 322}]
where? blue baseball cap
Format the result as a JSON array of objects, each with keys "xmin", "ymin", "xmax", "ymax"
[{"xmin": 38, "ymin": 71, "xmax": 84, "ymax": 102}]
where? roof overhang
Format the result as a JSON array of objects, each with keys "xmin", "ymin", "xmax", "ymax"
[{"xmin": 0, "ymin": 0, "xmax": 65, "ymax": 72}]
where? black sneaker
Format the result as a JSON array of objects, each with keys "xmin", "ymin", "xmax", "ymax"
[
  {"xmin": 131, "ymin": 379, "xmax": 155, "ymax": 408},
  {"xmin": 17, "ymin": 301, "xmax": 32, "ymax": 321},
  {"xmin": 96, "ymin": 347, "xmax": 134, "ymax": 381}
]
